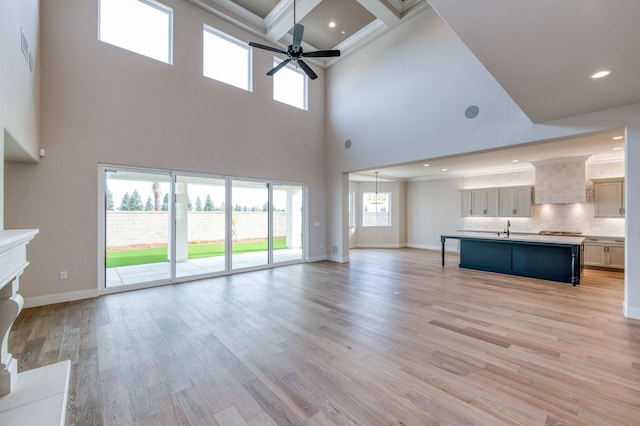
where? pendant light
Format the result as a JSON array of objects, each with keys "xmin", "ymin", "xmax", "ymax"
[{"xmin": 372, "ymin": 172, "xmax": 382, "ymax": 204}]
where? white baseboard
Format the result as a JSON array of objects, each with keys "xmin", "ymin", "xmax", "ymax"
[
  {"xmin": 354, "ymin": 243, "xmax": 406, "ymax": 249},
  {"xmin": 623, "ymin": 301, "xmax": 640, "ymax": 320},
  {"xmin": 327, "ymin": 255, "xmax": 350, "ymax": 263},
  {"xmin": 23, "ymin": 288, "xmax": 99, "ymax": 308},
  {"xmin": 308, "ymin": 255, "xmax": 328, "ymax": 262}
]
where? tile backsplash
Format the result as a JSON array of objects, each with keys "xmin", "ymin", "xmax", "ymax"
[{"xmin": 461, "ymin": 161, "xmax": 625, "ymax": 237}]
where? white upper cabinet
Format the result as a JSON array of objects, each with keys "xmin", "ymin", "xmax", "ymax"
[
  {"xmin": 460, "ymin": 186, "xmax": 531, "ymax": 217},
  {"xmin": 461, "ymin": 190, "xmax": 472, "ymax": 217},
  {"xmin": 499, "ymin": 187, "xmax": 532, "ymax": 217},
  {"xmin": 471, "ymin": 189, "xmax": 499, "ymax": 216},
  {"xmin": 593, "ymin": 179, "xmax": 625, "ymax": 218}
]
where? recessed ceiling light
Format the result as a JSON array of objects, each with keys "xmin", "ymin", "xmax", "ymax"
[
  {"xmin": 328, "ymin": 21, "xmax": 336, "ymax": 28},
  {"xmin": 341, "ymin": 31, "xmax": 345, "ymax": 35},
  {"xmin": 612, "ymin": 135, "xmax": 624, "ymax": 140},
  {"xmin": 589, "ymin": 69, "xmax": 614, "ymax": 79},
  {"xmin": 442, "ymin": 168, "xmax": 448, "ymax": 172},
  {"xmin": 423, "ymin": 163, "xmax": 430, "ymax": 167},
  {"xmin": 613, "ymin": 147, "xmax": 622, "ymax": 151},
  {"xmin": 512, "ymin": 159, "xmax": 519, "ymax": 163}
]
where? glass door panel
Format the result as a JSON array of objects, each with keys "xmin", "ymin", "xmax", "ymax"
[
  {"xmin": 105, "ymin": 169, "xmax": 171, "ymax": 287},
  {"xmin": 273, "ymin": 184, "xmax": 304, "ymax": 263},
  {"xmin": 231, "ymin": 180, "xmax": 269, "ymax": 270},
  {"xmin": 175, "ymin": 175, "xmax": 227, "ymax": 279}
]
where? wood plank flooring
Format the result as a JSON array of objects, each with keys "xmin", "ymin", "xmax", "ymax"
[{"xmin": 9, "ymin": 248, "xmax": 640, "ymax": 425}]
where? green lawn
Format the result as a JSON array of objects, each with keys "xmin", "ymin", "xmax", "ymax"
[{"xmin": 106, "ymin": 238, "xmax": 287, "ymax": 268}]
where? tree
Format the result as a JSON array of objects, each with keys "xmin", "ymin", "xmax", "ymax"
[
  {"xmin": 144, "ymin": 196, "xmax": 154, "ymax": 211},
  {"xmin": 262, "ymin": 202, "xmax": 269, "ymax": 212},
  {"xmin": 195, "ymin": 196, "xmax": 203, "ymax": 211},
  {"xmin": 161, "ymin": 193, "xmax": 169, "ymax": 211},
  {"xmin": 204, "ymin": 195, "xmax": 214, "ymax": 211},
  {"xmin": 120, "ymin": 192, "xmax": 130, "ymax": 211},
  {"xmin": 187, "ymin": 195, "xmax": 193, "ymax": 211},
  {"xmin": 152, "ymin": 182, "xmax": 162, "ymax": 211},
  {"xmin": 234, "ymin": 203, "xmax": 242, "ymax": 212},
  {"xmin": 128, "ymin": 190, "xmax": 144, "ymax": 211},
  {"xmin": 106, "ymin": 189, "xmax": 115, "ymax": 211}
]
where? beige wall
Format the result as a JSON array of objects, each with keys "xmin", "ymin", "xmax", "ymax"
[
  {"xmin": 4, "ymin": 0, "xmax": 327, "ymax": 302},
  {"xmin": 406, "ymin": 177, "xmax": 463, "ymax": 252},
  {"xmin": 1, "ymin": 0, "xmax": 40, "ymax": 229}
]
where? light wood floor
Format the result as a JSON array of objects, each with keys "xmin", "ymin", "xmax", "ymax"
[{"xmin": 10, "ymin": 248, "xmax": 640, "ymax": 425}]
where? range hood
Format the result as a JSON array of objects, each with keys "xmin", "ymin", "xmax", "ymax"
[{"xmin": 531, "ymin": 155, "xmax": 590, "ymax": 204}]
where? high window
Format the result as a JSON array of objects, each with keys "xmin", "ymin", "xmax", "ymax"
[
  {"xmin": 203, "ymin": 26, "xmax": 252, "ymax": 91},
  {"xmin": 362, "ymin": 192, "xmax": 391, "ymax": 227},
  {"xmin": 273, "ymin": 60, "xmax": 307, "ymax": 110},
  {"xmin": 98, "ymin": 0, "xmax": 173, "ymax": 64}
]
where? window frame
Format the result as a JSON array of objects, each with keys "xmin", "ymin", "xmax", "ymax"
[
  {"xmin": 348, "ymin": 190, "xmax": 355, "ymax": 228},
  {"xmin": 272, "ymin": 58, "xmax": 308, "ymax": 110},
  {"xmin": 202, "ymin": 24, "xmax": 253, "ymax": 91},
  {"xmin": 362, "ymin": 192, "xmax": 392, "ymax": 227},
  {"xmin": 98, "ymin": 0, "xmax": 174, "ymax": 64}
]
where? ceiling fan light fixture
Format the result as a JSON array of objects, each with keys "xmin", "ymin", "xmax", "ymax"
[{"xmin": 248, "ymin": 0, "xmax": 341, "ymax": 81}]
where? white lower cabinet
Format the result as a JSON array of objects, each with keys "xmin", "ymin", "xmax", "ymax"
[{"xmin": 583, "ymin": 239, "xmax": 624, "ymax": 270}]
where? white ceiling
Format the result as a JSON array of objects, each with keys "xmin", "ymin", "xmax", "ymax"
[
  {"xmin": 187, "ymin": 1, "xmax": 637, "ymax": 181},
  {"xmin": 428, "ymin": 0, "xmax": 640, "ymax": 124},
  {"xmin": 352, "ymin": 130, "xmax": 625, "ymax": 182}
]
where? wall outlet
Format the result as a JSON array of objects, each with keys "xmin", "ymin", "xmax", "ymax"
[{"xmin": 59, "ymin": 271, "xmax": 68, "ymax": 280}]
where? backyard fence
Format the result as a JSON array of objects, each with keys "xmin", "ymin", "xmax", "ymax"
[{"xmin": 106, "ymin": 211, "xmax": 288, "ymax": 247}]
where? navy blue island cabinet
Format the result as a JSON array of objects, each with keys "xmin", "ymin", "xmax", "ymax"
[{"xmin": 441, "ymin": 233, "xmax": 584, "ymax": 285}]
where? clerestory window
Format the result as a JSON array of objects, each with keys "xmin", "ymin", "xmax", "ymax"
[{"xmin": 98, "ymin": 0, "xmax": 173, "ymax": 64}]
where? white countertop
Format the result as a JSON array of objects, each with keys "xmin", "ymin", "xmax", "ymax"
[{"xmin": 443, "ymin": 232, "xmax": 585, "ymax": 245}]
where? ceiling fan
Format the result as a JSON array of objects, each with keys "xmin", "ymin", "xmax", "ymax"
[{"xmin": 248, "ymin": 0, "xmax": 340, "ymax": 80}]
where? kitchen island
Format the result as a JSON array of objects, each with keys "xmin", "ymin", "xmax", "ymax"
[{"xmin": 441, "ymin": 232, "xmax": 585, "ymax": 285}]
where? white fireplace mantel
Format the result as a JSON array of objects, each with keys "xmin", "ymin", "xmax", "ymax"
[{"xmin": 0, "ymin": 229, "xmax": 70, "ymax": 425}]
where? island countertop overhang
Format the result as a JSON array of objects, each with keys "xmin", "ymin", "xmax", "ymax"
[{"xmin": 441, "ymin": 232, "xmax": 585, "ymax": 246}]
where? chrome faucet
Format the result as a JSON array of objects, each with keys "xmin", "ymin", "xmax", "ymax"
[{"xmin": 505, "ymin": 220, "xmax": 511, "ymax": 237}]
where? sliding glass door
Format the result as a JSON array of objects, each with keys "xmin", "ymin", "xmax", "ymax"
[
  {"xmin": 231, "ymin": 180, "xmax": 269, "ymax": 270},
  {"xmin": 175, "ymin": 175, "xmax": 227, "ymax": 279},
  {"xmin": 101, "ymin": 166, "xmax": 306, "ymax": 290},
  {"xmin": 273, "ymin": 184, "xmax": 304, "ymax": 264},
  {"xmin": 104, "ymin": 169, "xmax": 171, "ymax": 287}
]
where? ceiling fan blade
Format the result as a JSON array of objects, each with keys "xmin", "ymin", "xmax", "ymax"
[
  {"xmin": 297, "ymin": 60, "xmax": 318, "ymax": 80},
  {"xmin": 302, "ymin": 49, "xmax": 341, "ymax": 58},
  {"xmin": 267, "ymin": 59, "xmax": 291, "ymax": 76},
  {"xmin": 249, "ymin": 42, "xmax": 287, "ymax": 55},
  {"xmin": 292, "ymin": 23, "xmax": 304, "ymax": 52}
]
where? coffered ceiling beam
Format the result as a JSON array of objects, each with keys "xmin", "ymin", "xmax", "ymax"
[
  {"xmin": 187, "ymin": 0, "xmax": 265, "ymax": 34},
  {"xmin": 265, "ymin": 0, "xmax": 322, "ymax": 42},
  {"xmin": 356, "ymin": 0, "xmax": 401, "ymax": 26}
]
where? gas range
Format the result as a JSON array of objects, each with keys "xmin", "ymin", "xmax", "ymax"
[{"xmin": 538, "ymin": 230, "xmax": 583, "ymax": 237}]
